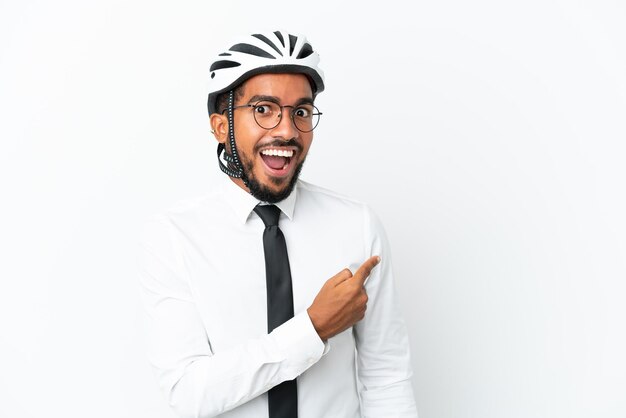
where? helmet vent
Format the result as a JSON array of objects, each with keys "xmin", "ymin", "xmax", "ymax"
[
  {"xmin": 274, "ymin": 31, "xmax": 285, "ymax": 47},
  {"xmin": 297, "ymin": 43, "xmax": 313, "ymax": 59},
  {"xmin": 209, "ymin": 60, "xmax": 241, "ymax": 72},
  {"xmin": 252, "ymin": 34, "xmax": 283, "ymax": 56},
  {"xmin": 288, "ymin": 34, "xmax": 297, "ymax": 55},
  {"xmin": 229, "ymin": 43, "xmax": 275, "ymax": 59}
]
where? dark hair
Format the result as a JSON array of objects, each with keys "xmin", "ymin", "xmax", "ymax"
[{"xmin": 216, "ymin": 86, "xmax": 244, "ymax": 114}]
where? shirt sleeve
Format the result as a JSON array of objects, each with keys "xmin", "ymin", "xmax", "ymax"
[
  {"xmin": 137, "ymin": 215, "xmax": 326, "ymax": 418},
  {"xmin": 353, "ymin": 205, "xmax": 419, "ymax": 418}
]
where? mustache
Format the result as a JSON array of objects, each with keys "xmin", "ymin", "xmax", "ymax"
[{"xmin": 255, "ymin": 139, "xmax": 303, "ymax": 153}]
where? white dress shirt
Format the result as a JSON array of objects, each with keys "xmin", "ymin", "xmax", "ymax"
[{"xmin": 138, "ymin": 174, "xmax": 418, "ymax": 418}]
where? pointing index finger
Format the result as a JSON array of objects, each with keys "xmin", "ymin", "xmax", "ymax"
[{"xmin": 353, "ymin": 256, "xmax": 381, "ymax": 286}]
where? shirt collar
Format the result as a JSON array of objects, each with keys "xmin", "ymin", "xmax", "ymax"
[{"xmin": 219, "ymin": 174, "xmax": 298, "ymax": 224}]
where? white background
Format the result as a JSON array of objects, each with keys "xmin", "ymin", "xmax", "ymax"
[{"xmin": 1, "ymin": 1, "xmax": 625, "ymax": 417}]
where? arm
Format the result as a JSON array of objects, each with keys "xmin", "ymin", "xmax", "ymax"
[
  {"xmin": 138, "ymin": 216, "xmax": 325, "ymax": 418},
  {"xmin": 353, "ymin": 206, "xmax": 419, "ymax": 417}
]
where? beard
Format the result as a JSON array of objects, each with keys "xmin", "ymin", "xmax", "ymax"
[{"xmin": 239, "ymin": 149, "xmax": 305, "ymax": 204}]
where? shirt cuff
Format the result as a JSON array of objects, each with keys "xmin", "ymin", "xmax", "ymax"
[{"xmin": 270, "ymin": 311, "xmax": 326, "ymax": 380}]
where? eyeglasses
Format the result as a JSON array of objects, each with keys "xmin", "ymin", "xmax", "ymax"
[{"xmin": 225, "ymin": 100, "xmax": 322, "ymax": 133}]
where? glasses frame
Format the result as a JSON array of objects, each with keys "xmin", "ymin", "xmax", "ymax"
[{"xmin": 224, "ymin": 101, "xmax": 323, "ymax": 133}]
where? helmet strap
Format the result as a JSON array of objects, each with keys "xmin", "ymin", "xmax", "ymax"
[{"xmin": 217, "ymin": 90, "xmax": 250, "ymax": 188}]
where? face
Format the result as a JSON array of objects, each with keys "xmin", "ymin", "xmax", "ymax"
[{"xmin": 211, "ymin": 73, "xmax": 315, "ymax": 203}]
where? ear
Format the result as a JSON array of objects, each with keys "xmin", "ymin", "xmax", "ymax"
[{"xmin": 210, "ymin": 113, "xmax": 229, "ymax": 144}]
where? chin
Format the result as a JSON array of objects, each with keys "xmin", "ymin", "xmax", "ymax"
[{"xmin": 245, "ymin": 160, "xmax": 304, "ymax": 204}]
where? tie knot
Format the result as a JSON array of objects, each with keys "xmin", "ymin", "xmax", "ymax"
[{"xmin": 254, "ymin": 204, "xmax": 281, "ymax": 227}]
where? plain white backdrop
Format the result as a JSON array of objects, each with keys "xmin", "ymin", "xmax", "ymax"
[{"xmin": 1, "ymin": 1, "xmax": 625, "ymax": 417}]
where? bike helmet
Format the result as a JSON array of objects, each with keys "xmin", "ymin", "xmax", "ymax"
[{"xmin": 207, "ymin": 30, "xmax": 325, "ymax": 115}]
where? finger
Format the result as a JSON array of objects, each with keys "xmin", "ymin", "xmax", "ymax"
[
  {"xmin": 352, "ymin": 256, "xmax": 381, "ymax": 286},
  {"xmin": 330, "ymin": 268, "xmax": 353, "ymax": 286}
]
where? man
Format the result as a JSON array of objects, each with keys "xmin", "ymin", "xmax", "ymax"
[{"xmin": 139, "ymin": 30, "xmax": 418, "ymax": 418}]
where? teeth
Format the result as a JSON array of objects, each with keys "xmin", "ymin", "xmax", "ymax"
[{"xmin": 261, "ymin": 148, "xmax": 294, "ymax": 157}]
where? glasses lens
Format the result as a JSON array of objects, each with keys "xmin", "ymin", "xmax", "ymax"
[
  {"xmin": 252, "ymin": 102, "xmax": 321, "ymax": 132},
  {"xmin": 293, "ymin": 105, "xmax": 320, "ymax": 132},
  {"xmin": 253, "ymin": 101, "xmax": 281, "ymax": 129}
]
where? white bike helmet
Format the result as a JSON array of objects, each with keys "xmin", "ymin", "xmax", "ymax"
[{"xmin": 207, "ymin": 30, "xmax": 325, "ymax": 115}]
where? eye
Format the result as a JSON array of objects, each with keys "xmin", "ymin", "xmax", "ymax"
[
  {"xmin": 254, "ymin": 104, "xmax": 272, "ymax": 115},
  {"xmin": 294, "ymin": 106, "xmax": 312, "ymax": 118}
]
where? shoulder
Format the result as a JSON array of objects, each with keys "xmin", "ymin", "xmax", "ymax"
[
  {"xmin": 297, "ymin": 179, "xmax": 367, "ymax": 209},
  {"xmin": 161, "ymin": 193, "xmax": 217, "ymax": 218},
  {"xmin": 139, "ymin": 188, "xmax": 225, "ymax": 238},
  {"xmin": 295, "ymin": 179, "xmax": 382, "ymax": 228}
]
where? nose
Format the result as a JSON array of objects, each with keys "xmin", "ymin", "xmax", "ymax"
[{"xmin": 269, "ymin": 108, "xmax": 299, "ymax": 140}]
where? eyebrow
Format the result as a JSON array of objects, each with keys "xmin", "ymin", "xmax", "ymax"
[{"xmin": 247, "ymin": 95, "xmax": 314, "ymax": 106}]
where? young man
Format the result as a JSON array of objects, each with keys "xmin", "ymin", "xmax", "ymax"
[{"xmin": 139, "ymin": 30, "xmax": 418, "ymax": 418}]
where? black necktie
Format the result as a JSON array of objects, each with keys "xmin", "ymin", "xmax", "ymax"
[{"xmin": 253, "ymin": 204, "xmax": 298, "ymax": 418}]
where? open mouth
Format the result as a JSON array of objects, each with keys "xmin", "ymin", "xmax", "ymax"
[{"xmin": 259, "ymin": 148, "xmax": 295, "ymax": 177}]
